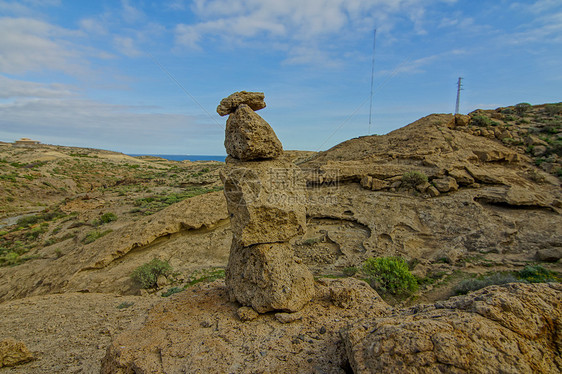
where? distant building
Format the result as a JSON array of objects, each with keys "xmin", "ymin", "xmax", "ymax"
[{"xmin": 14, "ymin": 138, "xmax": 41, "ymax": 146}]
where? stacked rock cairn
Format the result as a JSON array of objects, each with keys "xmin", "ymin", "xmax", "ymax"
[{"xmin": 217, "ymin": 91, "xmax": 316, "ymax": 313}]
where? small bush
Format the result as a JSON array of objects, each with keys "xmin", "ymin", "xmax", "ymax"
[
  {"xmin": 455, "ymin": 272, "xmax": 518, "ymax": 295},
  {"xmin": 515, "ymin": 102, "xmax": 532, "ymax": 115},
  {"xmin": 343, "ymin": 266, "xmax": 358, "ymax": 277},
  {"xmin": 544, "ymin": 103, "xmax": 562, "ymax": 116},
  {"xmin": 362, "ymin": 256, "xmax": 418, "ymax": 295},
  {"xmin": 131, "ymin": 259, "xmax": 172, "ymax": 289},
  {"xmin": 401, "ymin": 171, "xmax": 428, "ymax": 188},
  {"xmin": 470, "ymin": 115, "xmax": 494, "ymax": 127},
  {"xmin": 116, "ymin": 301, "xmax": 134, "ymax": 309},
  {"xmin": 100, "ymin": 212, "xmax": 118, "ymax": 224},
  {"xmin": 82, "ymin": 229, "xmax": 112, "ymax": 244},
  {"xmin": 518, "ymin": 265, "xmax": 559, "ymax": 283}
]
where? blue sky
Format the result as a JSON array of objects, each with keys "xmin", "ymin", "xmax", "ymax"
[{"xmin": 1, "ymin": 0, "xmax": 561, "ymax": 155}]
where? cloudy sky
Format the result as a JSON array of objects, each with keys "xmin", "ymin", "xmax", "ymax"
[{"xmin": 1, "ymin": 0, "xmax": 561, "ymax": 155}]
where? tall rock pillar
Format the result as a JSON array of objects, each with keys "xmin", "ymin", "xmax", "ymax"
[{"xmin": 218, "ymin": 91, "xmax": 315, "ymax": 313}]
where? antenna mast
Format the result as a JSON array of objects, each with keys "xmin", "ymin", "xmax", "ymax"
[
  {"xmin": 368, "ymin": 28, "xmax": 377, "ymax": 133},
  {"xmin": 455, "ymin": 77, "xmax": 463, "ymax": 114}
]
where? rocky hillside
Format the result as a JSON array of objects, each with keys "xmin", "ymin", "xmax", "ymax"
[{"xmin": 0, "ymin": 102, "xmax": 560, "ymax": 372}]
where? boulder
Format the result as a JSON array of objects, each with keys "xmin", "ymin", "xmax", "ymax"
[
  {"xmin": 343, "ymin": 283, "xmax": 562, "ymax": 374},
  {"xmin": 454, "ymin": 114, "xmax": 469, "ymax": 127},
  {"xmin": 447, "ymin": 168, "xmax": 475, "ymax": 186},
  {"xmin": 371, "ymin": 178, "xmax": 389, "ymax": 191},
  {"xmin": 536, "ymin": 247, "xmax": 562, "ymax": 262},
  {"xmin": 526, "ymin": 135, "xmax": 549, "ymax": 147},
  {"xmin": 427, "ymin": 185, "xmax": 440, "ymax": 197},
  {"xmin": 220, "ymin": 156, "xmax": 306, "ymax": 247},
  {"xmin": 216, "ymin": 91, "xmax": 266, "ymax": 116},
  {"xmin": 0, "ymin": 339, "xmax": 33, "ymax": 368},
  {"xmin": 532, "ymin": 145, "xmax": 548, "ymax": 157},
  {"xmin": 432, "ymin": 176, "xmax": 458, "ymax": 193},
  {"xmin": 225, "ymin": 242, "xmax": 315, "ymax": 313},
  {"xmin": 225, "ymin": 104, "xmax": 282, "ymax": 160},
  {"xmin": 236, "ymin": 306, "xmax": 259, "ymax": 322},
  {"xmin": 360, "ymin": 176, "xmax": 372, "ymax": 190}
]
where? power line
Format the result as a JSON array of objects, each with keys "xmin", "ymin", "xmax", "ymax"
[
  {"xmin": 148, "ymin": 52, "xmax": 223, "ymax": 129},
  {"xmin": 368, "ymin": 28, "xmax": 377, "ymax": 134}
]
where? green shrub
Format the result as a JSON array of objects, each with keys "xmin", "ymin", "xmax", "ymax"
[
  {"xmin": 131, "ymin": 259, "xmax": 172, "ymax": 289},
  {"xmin": 517, "ymin": 265, "xmax": 559, "ymax": 283},
  {"xmin": 455, "ymin": 272, "xmax": 519, "ymax": 295},
  {"xmin": 82, "ymin": 229, "xmax": 112, "ymax": 244},
  {"xmin": 470, "ymin": 115, "xmax": 494, "ymax": 127},
  {"xmin": 544, "ymin": 103, "xmax": 562, "ymax": 116},
  {"xmin": 515, "ymin": 102, "xmax": 532, "ymax": 115},
  {"xmin": 116, "ymin": 301, "xmax": 134, "ymax": 309},
  {"xmin": 343, "ymin": 266, "xmax": 358, "ymax": 277},
  {"xmin": 401, "ymin": 171, "xmax": 428, "ymax": 188},
  {"xmin": 186, "ymin": 268, "xmax": 225, "ymax": 287},
  {"xmin": 362, "ymin": 256, "xmax": 418, "ymax": 295}
]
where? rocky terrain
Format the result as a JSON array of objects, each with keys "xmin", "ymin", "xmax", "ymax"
[{"xmin": 0, "ymin": 100, "xmax": 561, "ymax": 372}]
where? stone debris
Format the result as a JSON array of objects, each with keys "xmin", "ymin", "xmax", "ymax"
[
  {"xmin": 220, "ymin": 92, "xmax": 315, "ymax": 313},
  {"xmin": 216, "ymin": 91, "xmax": 266, "ymax": 116},
  {"xmin": 0, "ymin": 339, "xmax": 33, "ymax": 368},
  {"xmin": 236, "ymin": 306, "xmax": 259, "ymax": 322}
]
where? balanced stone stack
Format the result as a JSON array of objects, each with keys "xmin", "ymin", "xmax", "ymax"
[{"xmin": 218, "ymin": 91, "xmax": 315, "ymax": 313}]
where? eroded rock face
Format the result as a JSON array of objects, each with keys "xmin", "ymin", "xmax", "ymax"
[
  {"xmin": 225, "ymin": 104, "xmax": 283, "ymax": 161},
  {"xmin": 342, "ymin": 282, "xmax": 562, "ymax": 374},
  {"xmin": 226, "ymin": 242, "xmax": 315, "ymax": 313},
  {"xmin": 101, "ymin": 278, "xmax": 391, "ymax": 374},
  {"xmin": 216, "ymin": 91, "xmax": 266, "ymax": 116}
]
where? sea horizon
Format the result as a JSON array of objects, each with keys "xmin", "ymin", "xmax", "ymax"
[{"xmin": 128, "ymin": 154, "xmax": 226, "ymax": 162}]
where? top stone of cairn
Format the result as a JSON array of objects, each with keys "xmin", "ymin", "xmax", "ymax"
[{"xmin": 216, "ymin": 91, "xmax": 266, "ymax": 117}]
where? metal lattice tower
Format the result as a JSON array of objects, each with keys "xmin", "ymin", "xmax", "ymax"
[{"xmin": 455, "ymin": 77, "xmax": 463, "ymax": 114}]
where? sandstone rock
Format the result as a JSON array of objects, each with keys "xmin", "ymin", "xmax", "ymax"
[
  {"xmin": 532, "ymin": 145, "xmax": 547, "ymax": 157},
  {"xmin": 371, "ymin": 178, "xmax": 388, "ymax": 191},
  {"xmin": 0, "ymin": 339, "xmax": 33, "ymax": 368},
  {"xmin": 432, "ymin": 176, "xmax": 458, "ymax": 193},
  {"xmin": 447, "ymin": 168, "xmax": 474, "ymax": 186},
  {"xmin": 360, "ymin": 175, "xmax": 372, "ymax": 189},
  {"xmin": 226, "ymin": 242, "xmax": 315, "ymax": 313},
  {"xmin": 427, "ymin": 185, "xmax": 440, "ymax": 197},
  {"xmin": 221, "ymin": 156, "xmax": 306, "ymax": 247},
  {"xmin": 237, "ymin": 306, "xmax": 259, "ymax": 321},
  {"xmin": 225, "ymin": 104, "xmax": 282, "ymax": 160},
  {"xmin": 216, "ymin": 91, "xmax": 266, "ymax": 116},
  {"xmin": 343, "ymin": 283, "xmax": 562, "ymax": 374},
  {"xmin": 536, "ymin": 247, "xmax": 562, "ymax": 262},
  {"xmin": 454, "ymin": 114, "xmax": 469, "ymax": 127},
  {"xmin": 102, "ymin": 279, "xmax": 390, "ymax": 373},
  {"xmin": 526, "ymin": 135, "xmax": 549, "ymax": 147},
  {"xmin": 416, "ymin": 181, "xmax": 431, "ymax": 193}
]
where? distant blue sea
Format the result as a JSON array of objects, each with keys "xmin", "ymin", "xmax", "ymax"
[{"xmin": 129, "ymin": 154, "xmax": 226, "ymax": 162}]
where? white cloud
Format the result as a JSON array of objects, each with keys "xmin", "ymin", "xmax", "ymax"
[
  {"xmin": 113, "ymin": 36, "xmax": 143, "ymax": 57},
  {"xmin": 0, "ymin": 88, "xmax": 222, "ymax": 153},
  {"xmin": 0, "ymin": 75, "xmax": 75, "ymax": 98},
  {"xmin": 174, "ymin": 0, "xmax": 457, "ymax": 65},
  {"xmin": 121, "ymin": 0, "xmax": 145, "ymax": 24},
  {"xmin": 0, "ymin": 17, "xmax": 90, "ymax": 75}
]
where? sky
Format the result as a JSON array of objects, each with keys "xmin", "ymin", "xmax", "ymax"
[{"xmin": 0, "ymin": 0, "xmax": 561, "ymax": 155}]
